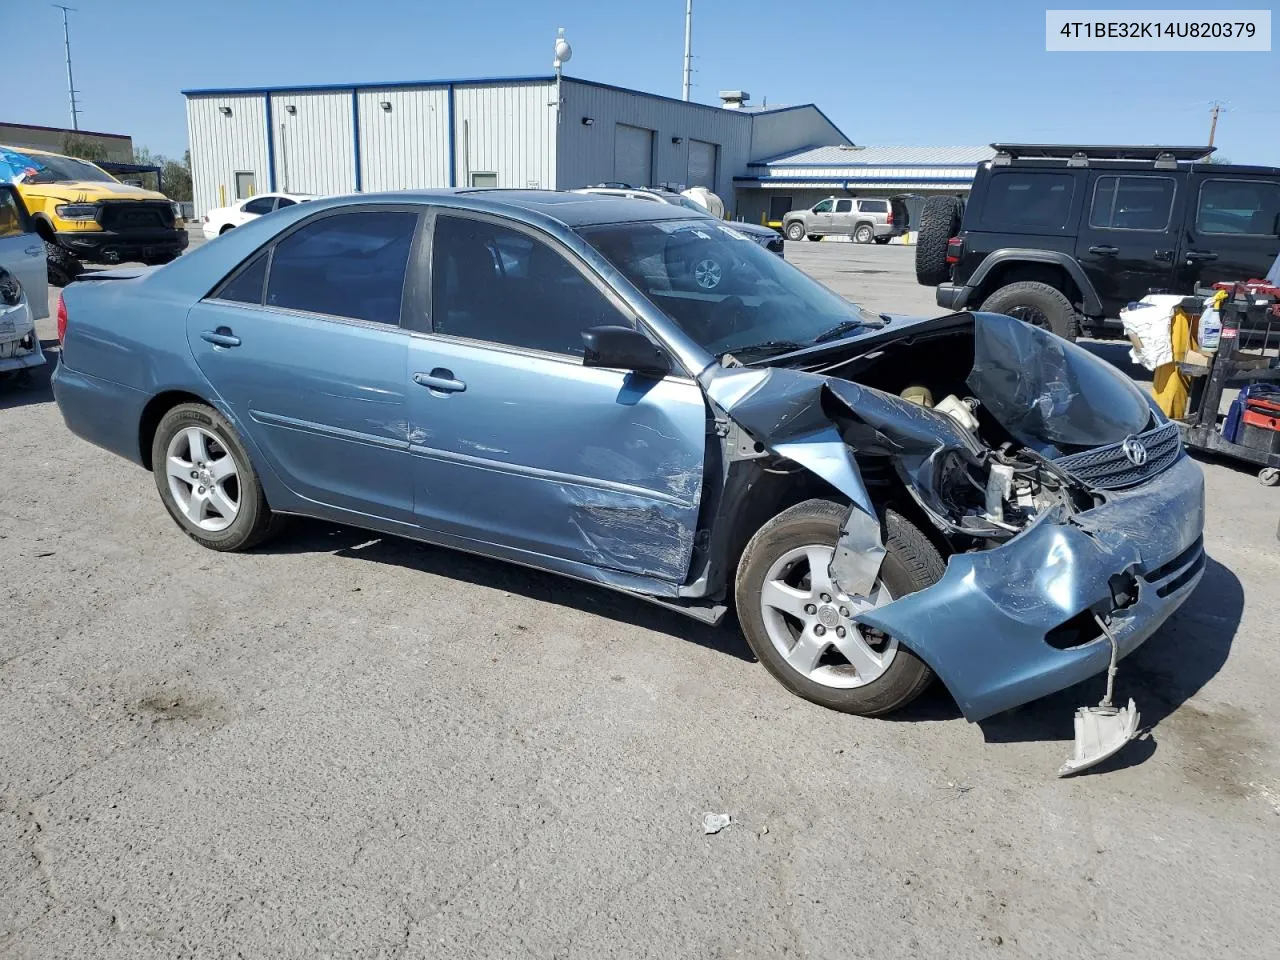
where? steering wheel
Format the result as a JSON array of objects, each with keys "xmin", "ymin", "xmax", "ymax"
[{"xmin": 704, "ymin": 295, "xmax": 747, "ymax": 342}]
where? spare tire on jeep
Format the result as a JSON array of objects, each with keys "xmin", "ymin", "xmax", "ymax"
[{"xmin": 914, "ymin": 196, "xmax": 963, "ymax": 287}]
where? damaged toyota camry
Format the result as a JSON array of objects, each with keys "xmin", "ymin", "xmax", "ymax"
[{"xmin": 53, "ymin": 191, "xmax": 1204, "ymax": 771}]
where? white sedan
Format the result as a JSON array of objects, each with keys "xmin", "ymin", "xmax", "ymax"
[{"xmin": 200, "ymin": 192, "xmax": 314, "ymax": 240}]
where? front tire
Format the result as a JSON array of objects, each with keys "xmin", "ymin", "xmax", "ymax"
[
  {"xmin": 980, "ymin": 280, "xmax": 1081, "ymax": 341},
  {"xmin": 785, "ymin": 222, "xmax": 806, "ymax": 241},
  {"xmin": 45, "ymin": 241, "xmax": 82, "ymax": 287},
  {"xmin": 151, "ymin": 402, "xmax": 284, "ymax": 551},
  {"xmin": 735, "ymin": 500, "xmax": 944, "ymax": 716}
]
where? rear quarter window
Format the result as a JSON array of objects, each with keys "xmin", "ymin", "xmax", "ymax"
[{"xmin": 978, "ymin": 172, "xmax": 1076, "ymax": 233}]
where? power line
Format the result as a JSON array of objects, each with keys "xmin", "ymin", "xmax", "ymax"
[{"xmin": 53, "ymin": 4, "xmax": 82, "ymax": 130}]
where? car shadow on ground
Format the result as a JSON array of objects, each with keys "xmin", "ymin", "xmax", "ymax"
[
  {"xmin": 257, "ymin": 518, "xmax": 755, "ymax": 662},
  {"xmin": 889, "ymin": 555, "xmax": 1243, "ymax": 772},
  {"xmin": 1080, "ymin": 338, "xmax": 1153, "ymax": 383},
  {"xmin": 0, "ymin": 341, "xmax": 57, "ymax": 411}
]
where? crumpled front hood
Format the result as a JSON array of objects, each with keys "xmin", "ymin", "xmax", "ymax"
[
  {"xmin": 966, "ymin": 312, "xmax": 1151, "ymax": 456},
  {"xmin": 23, "ymin": 181, "xmax": 168, "ymax": 203}
]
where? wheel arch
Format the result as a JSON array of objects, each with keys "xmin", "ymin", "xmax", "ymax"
[
  {"xmin": 138, "ymin": 390, "xmax": 213, "ymax": 470},
  {"xmin": 31, "ymin": 214, "xmax": 58, "ymax": 242},
  {"xmin": 969, "ymin": 249, "xmax": 1103, "ymax": 316}
]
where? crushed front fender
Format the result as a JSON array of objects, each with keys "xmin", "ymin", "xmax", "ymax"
[{"xmin": 856, "ymin": 455, "xmax": 1206, "ymax": 721}]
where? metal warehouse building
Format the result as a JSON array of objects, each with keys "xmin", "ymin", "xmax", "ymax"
[{"xmin": 183, "ymin": 76, "xmax": 854, "ymax": 218}]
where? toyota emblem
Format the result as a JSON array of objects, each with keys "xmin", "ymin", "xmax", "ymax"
[{"xmin": 1121, "ymin": 436, "xmax": 1148, "ymax": 466}]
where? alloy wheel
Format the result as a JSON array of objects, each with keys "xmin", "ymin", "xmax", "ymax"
[{"xmin": 164, "ymin": 426, "xmax": 241, "ymax": 532}]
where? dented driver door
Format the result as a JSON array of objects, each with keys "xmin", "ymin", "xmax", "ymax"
[{"xmin": 404, "ymin": 211, "xmax": 707, "ymax": 583}]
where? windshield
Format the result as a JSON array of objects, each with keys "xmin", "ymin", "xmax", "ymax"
[
  {"xmin": 578, "ymin": 218, "xmax": 871, "ymax": 359},
  {"xmin": 5, "ymin": 151, "xmax": 117, "ymax": 185},
  {"xmin": 667, "ymin": 194, "xmax": 708, "ymax": 213}
]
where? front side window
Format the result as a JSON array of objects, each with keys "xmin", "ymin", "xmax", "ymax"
[
  {"xmin": 980, "ymin": 172, "xmax": 1075, "ymax": 231},
  {"xmin": 431, "ymin": 215, "xmax": 625, "ymax": 356},
  {"xmin": 834, "ymin": 199, "xmax": 853, "ymax": 213},
  {"xmin": 264, "ymin": 211, "xmax": 417, "ymax": 324},
  {"xmin": 580, "ymin": 218, "xmax": 874, "ymax": 361},
  {"xmin": 812, "ymin": 199, "xmax": 833, "ymax": 213},
  {"xmin": 1089, "ymin": 176, "xmax": 1176, "ymax": 231},
  {"xmin": 1196, "ymin": 179, "xmax": 1280, "ymax": 236}
]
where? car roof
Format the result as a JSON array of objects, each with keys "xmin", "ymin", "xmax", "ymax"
[{"xmin": 372, "ymin": 188, "xmax": 698, "ymax": 227}]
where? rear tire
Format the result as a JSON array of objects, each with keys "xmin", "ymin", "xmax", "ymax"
[
  {"xmin": 45, "ymin": 241, "xmax": 82, "ymax": 287},
  {"xmin": 735, "ymin": 500, "xmax": 944, "ymax": 717},
  {"xmin": 853, "ymin": 224, "xmax": 874, "ymax": 244},
  {"xmin": 220, "ymin": 224, "xmax": 235, "ymax": 235},
  {"xmin": 151, "ymin": 402, "xmax": 285, "ymax": 552},
  {"xmin": 785, "ymin": 222, "xmax": 806, "ymax": 241},
  {"xmin": 914, "ymin": 196, "xmax": 963, "ymax": 286},
  {"xmin": 980, "ymin": 280, "xmax": 1081, "ymax": 342}
]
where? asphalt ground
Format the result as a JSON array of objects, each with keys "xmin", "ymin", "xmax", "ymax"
[{"xmin": 2, "ymin": 233, "xmax": 1278, "ymax": 959}]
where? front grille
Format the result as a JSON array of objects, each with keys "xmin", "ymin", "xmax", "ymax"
[
  {"xmin": 98, "ymin": 201, "xmax": 175, "ymax": 232},
  {"xmin": 1053, "ymin": 420, "xmax": 1183, "ymax": 489}
]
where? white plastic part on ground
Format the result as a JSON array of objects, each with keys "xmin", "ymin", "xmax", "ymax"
[{"xmin": 1059, "ymin": 699, "xmax": 1141, "ymax": 776}]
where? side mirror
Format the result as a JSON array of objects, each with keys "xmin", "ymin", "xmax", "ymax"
[{"xmin": 581, "ymin": 325, "xmax": 671, "ymax": 378}]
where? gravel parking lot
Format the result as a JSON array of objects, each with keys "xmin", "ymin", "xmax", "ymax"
[{"xmin": 3, "ymin": 237, "xmax": 1279, "ymax": 959}]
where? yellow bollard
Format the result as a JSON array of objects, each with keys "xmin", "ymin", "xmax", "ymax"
[{"xmin": 218, "ymin": 184, "xmax": 226, "ymax": 207}]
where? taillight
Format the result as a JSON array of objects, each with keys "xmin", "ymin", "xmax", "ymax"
[
  {"xmin": 56, "ymin": 294, "xmax": 68, "ymax": 343},
  {"xmin": 945, "ymin": 237, "xmax": 964, "ymax": 264},
  {"xmin": 886, "ymin": 210, "xmax": 894, "ymax": 225}
]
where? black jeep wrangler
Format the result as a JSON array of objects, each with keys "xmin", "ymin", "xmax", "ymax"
[{"xmin": 915, "ymin": 144, "xmax": 1280, "ymax": 339}]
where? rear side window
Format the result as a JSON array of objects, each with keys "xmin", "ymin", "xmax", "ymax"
[
  {"xmin": 243, "ymin": 197, "xmax": 276, "ymax": 215},
  {"xmin": 217, "ymin": 252, "xmax": 268, "ymax": 304},
  {"xmin": 1196, "ymin": 179, "xmax": 1280, "ymax": 236},
  {"xmin": 0, "ymin": 189, "xmax": 25, "ymax": 238},
  {"xmin": 858, "ymin": 200, "xmax": 889, "ymax": 213},
  {"xmin": 1089, "ymin": 176, "xmax": 1176, "ymax": 231},
  {"xmin": 979, "ymin": 172, "xmax": 1076, "ymax": 231},
  {"xmin": 264, "ymin": 211, "xmax": 417, "ymax": 325}
]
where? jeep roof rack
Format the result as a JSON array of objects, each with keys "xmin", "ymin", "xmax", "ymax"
[{"xmin": 990, "ymin": 143, "xmax": 1216, "ymax": 168}]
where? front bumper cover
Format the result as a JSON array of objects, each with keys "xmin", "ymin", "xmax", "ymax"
[
  {"xmin": 858, "ymin": 454, "xmax": 1205, "ymax": 721},
  {"xmin": 56, "ymin": 228, "xmax": 188, "ymax": 263}
]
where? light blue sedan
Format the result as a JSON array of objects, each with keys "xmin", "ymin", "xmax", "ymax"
[{"xmin": 52, "ymin": 189, "xmax": 1204, "ymax": 742}]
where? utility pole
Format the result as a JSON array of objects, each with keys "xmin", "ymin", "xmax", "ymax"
[
  {"xmin": 53, "ymin": 4, "xmax": 81, "ymax": 130},
  {"xmin": 682, "ymin": 0, "xmax": 693, "ymax": 101},
  {"xmin": 1207, "ymin": 100, "xmax": 1222, "ymax": 147}
]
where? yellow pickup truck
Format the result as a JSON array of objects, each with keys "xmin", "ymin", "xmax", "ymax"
[{"xmin": 0, "ymin": 145, "xmax": 187, "ymax": 284}]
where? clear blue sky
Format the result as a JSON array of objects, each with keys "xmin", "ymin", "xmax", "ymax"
[{"xmin": 9, "ymin": 0, "xmax": 1279, "ymax": 163}]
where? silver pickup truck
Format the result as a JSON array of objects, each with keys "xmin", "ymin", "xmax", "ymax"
[{"xmin": 783, "ymin": 196, "xmax": 908, "ymax": 244}]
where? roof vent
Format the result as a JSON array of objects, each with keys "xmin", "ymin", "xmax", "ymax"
[{"xmin": 718, "ymin": 90, "xmax": 750, "ymax": 109}]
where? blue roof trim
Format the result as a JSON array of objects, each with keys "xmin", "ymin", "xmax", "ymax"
[
  {"xmin": 182, "ymin": 75, "xmax": 798, "ymax": 124},
  {"xmin": 182, "ymin": 75, "xmax": 556, "ymax": 96},
  {"xmin": 748, "ymin": 103, "xmax": 853, "ymax": 147}
]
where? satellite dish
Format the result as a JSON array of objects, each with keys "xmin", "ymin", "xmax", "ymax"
[{"xmin": 553, "ymin": 27, "xmax": 572, "ymax": 66}]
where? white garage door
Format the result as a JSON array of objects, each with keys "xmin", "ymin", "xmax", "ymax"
[
  {"xmin": 688, "ymin": 140, "xmax": 718, "ymax": 189},
  {"xmin": 614, "ymin": 124, "xmax": 654, "ymax": 188}
]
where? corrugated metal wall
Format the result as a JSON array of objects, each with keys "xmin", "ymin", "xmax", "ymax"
[
  {"xmin": 748, "ymin": 108, "xmax": 849, "ymax": 163},
  {"xmin": 187, "ymin": 94, "xmax": 270, "ymax": 217},
  {"xmin": 452, "ymin": 81, "xmax": 556, "ymax": 189},
  {"xmin": 556, "ymin": 80, "xmax": 753, "ymax": 210},
  {"xmin": 357, "ymin": 86, "xmax": 451, "ymax": 191},
  {"xmin": 270, "ymin": 91, "xmax": 355, "ymax": 196}
]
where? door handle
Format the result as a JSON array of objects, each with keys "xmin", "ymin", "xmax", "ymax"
[
  {"xmin": 200, "ymin": 327, "xmax": 241, "ymax": 348},
  {"xmin": 1185, "ymin": 251, "xmax": 1219, "ymax": 262},
  {"xmin": 25, "ymin": 245, "xmax": 41, "ymax": 257},
  {"xmin": 1153, "ymin": 249, "xmax": 1174, "ymax": 262},
  {"xmin": 414, "ymin": 369, "xmax": 466, "ymax": 394},
  {"xmin": 1088, "ymin": 245, "xmax": 1119, "ymax": 256}
]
